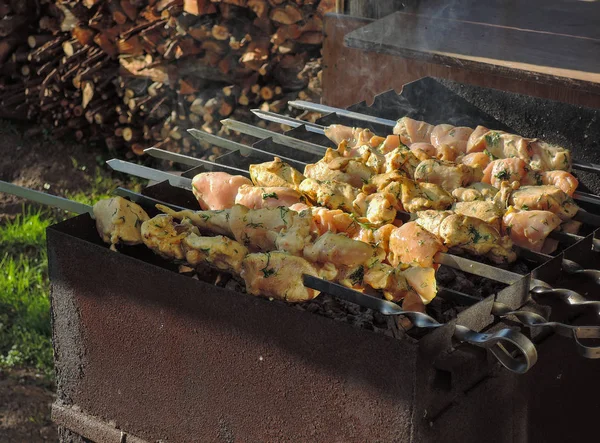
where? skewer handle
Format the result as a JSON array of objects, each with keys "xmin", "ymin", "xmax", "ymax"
[{"xmin": 493, "ymin": 302, "xmax": 600, "ymax": 359}]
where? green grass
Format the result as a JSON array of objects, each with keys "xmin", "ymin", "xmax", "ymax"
[
  {"xmin": 0, "ymin": 166, "xmax": 141, "ymax": 379},
  {"xmin": 0, "ymin": 209, "xmax": 53, "ymax": 377}
]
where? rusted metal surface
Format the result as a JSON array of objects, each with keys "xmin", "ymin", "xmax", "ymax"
[{"xmin": 48, "ymin": 215, "xmax": 526, "ymax": 442}]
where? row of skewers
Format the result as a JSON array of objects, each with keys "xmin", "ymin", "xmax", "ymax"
[
  {"xmin": 106, "ymin": 111, "xmax": 600, "ymax": 360},
  {"xmin": 0, "ymin": 180, "xmax": 538, "ymax": 373}
]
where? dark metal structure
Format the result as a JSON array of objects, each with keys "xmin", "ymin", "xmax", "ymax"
[{"xmin": 49, "ymin": 78, "xmax": 600, "ymax": 442}]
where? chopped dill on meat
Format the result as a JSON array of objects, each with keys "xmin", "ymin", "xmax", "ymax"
[
  {"xmin": 348, "ymin": 266, "xmax": 364, "ymax": 286},
  {"xmin": 262, "ymin": 192, "xmax": 278, "ymax": 200},
  {"xmin": 494, "ymin": 169, "xmax": 511, "ymax": 180},
  {"xmin": 485, "ymin": 131, "xmax": 501, "ymax": 147}
]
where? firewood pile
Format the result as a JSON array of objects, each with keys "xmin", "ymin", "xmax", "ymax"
[{"xmin": 0, "ymin": 0, "xmax": 330, "ymax": 158}]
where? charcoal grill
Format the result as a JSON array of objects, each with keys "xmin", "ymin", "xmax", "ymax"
[{"xmin": 49, "ymin": 78, "xmax": 600, "ymax": 442}]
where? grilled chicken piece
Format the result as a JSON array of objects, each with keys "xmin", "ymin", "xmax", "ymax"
[
  {"xmin": 370, "ymin": 172, "xmax": 453, "ymax": 213},
  {"xmin": 502, "ymin": 207, "xmax": 562, "ymax": 253},
  {"xmin": 378, "ymin": 135, "xmax": 402, "ymax": 154},
  {"xmin": 229, "ymin": 204, "xmax": 295, "ymax": 251},
  {"xmin": 249, "ymin": 157, "xmax": 305, "ymax": 191},
  {"xmin": 325, "ymin": 125, "xmax": 382, "ymax": 149},
  {"xmin": 453, "ymin": 201, "xmax": 503, "ymax": 231},
  {"xmin": 93, "ymin": 197, "xmax": 149, "ymax": 249},
  {"xmin": 414, "ymin": 159, "xmax": 481, "ymax": 192},
  {"xmin": 524, "ymin": 170, "xmax": 579, "ymax": 196},
  {"xmin": 353, "ymin": 192, "xmax": 397, "ymax": 226},
  {"xmin": 467, "ymin": 129, "xmax": 572, "ymax": 172},
  {"xmin": 241, "ymin": 252, "xmax": 320, "ymax": 302},
  {"xmin": 452, "ymin": 183, "xmax": 499, "ymax": 202},
  {"xmin": 156, "ymin": 204, "xmax": 233, "ymax": 237},
  {"xmin": 234, "ymin": 185, "xmax": 303, "ymax": 209},
  {"xmin": 299, "ymin": 178, "xmax": 359, "ymax": 212},
  {"xmin": 192, "ymin": 172, "xmax": 252, "ymax": 210},
  {"xmin": 384, "ymin": 146, "xmax": 421, "ymax": 177},
  {"xmin": 183, "ymin": 233, "xmax": 248, "ymax": 274},
  {"xmin": 470, "ymin": 130, "xmax": 532, "ymax": 163},
  {"xmin": 466, "ymin": 125, "xmax": 490, "ymax": 153},
  {"xmin": 303, "ymin": 232, "xmax": 373, "ymax": 268},
  {"xmin": 274, "ymin": 209, "xmax": 313, "ymax": 256},
  {"xmin": 416, "ymin": 210, "xmax": 516, "ymax": 263},
  {"xmin": 409, "ymin": 143, "xmax": 437, "ymax": 161},
  {"xmin": 304, "ymin": 148, "xmax": 373, "ymax": 188},
  {"xmin": 324, "ymin": 124, "xmax": 355, "ymax": 145},
  {"xmin": 482, "ymin": 158, "xmax": 528, "ymax": 189},
  {"xmin": 394, "ymin": 117, "xmax": 435, "ymax": 145},
  {"xmin": 141, "ymin": 214, "xmax": 196, "ymax": 261},
  {"xmin": 298, "ymin": 206, "xmax": 356, "ymax": 236},
  {"xmin": 529, "ymin": 141, "xmax": 571, "ymax": 171},
  {"xmin": 388, "ymin": 221, "xmax": 446, "ymax": 268},
  {"xmin": 364, "ymin": 262, "xmax": 437, "ymax": 304},
  {"xmin": 459, "ymin": 152, "xmax": 490, "ymax": 170},
  {"xmin": 430, "ymin": 124, "xmax": 474, "ymax": 158},
  {"xmin": 500, "ymin": 185, "xmax": 579, "ymax": 221}
]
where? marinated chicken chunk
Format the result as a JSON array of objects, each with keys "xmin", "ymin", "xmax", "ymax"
[
  {"xmin": 324, "ymin": 124, "xmax": 355, "ymax": 145},
  {"xmin": 229, "ymin": 204, "xmax": 296, "ymax": 251},
  {"xmin": 482, "ymin": 158, "xmax": 528, "ymax": 189},
  {"xmin": 452, "ymin": 183, "xmax": 499, "ymax": 202},
  {"xmin": 409, "ymin": 143, "xmax": 437, "ymax": 161},
  {"xmin": 299, "ymin": 178, "xmax": 359, "ymax": 212},
  {"xmin": 241, "ymin": 252, "xmax": 320, "ymax": 302},
  {"xmin": 502, "ymin": 207, "xmax": 562, "ymax": 253},
  {"xmin": 388, "ymin": 221, "xmax": 446, "ymax": 268},
  {"xmin": 364, "ymin": 262, "xmax": 436, "ymax": 304},
  {"xmin": 93, "ymin": 197, "xmax": 150, "ymax": 250},
  {"xmin": 156, "ymin": 204, "xmax": 233, "ymax": 237},
  {"xmin": 192, "ymin": 172, "xmax": 252, "ymax": 210},
  {"xmin": 183, "ymin": 233, "xmax": 248, "ymax": 274},
  {"xmin": 353, "ymin": 192, "xmax": 397, "ymax": 226},
  {"xmin": 141, "ymin": 214, "xmax": 196, "ymax": 261},
  {"xmin": 501, "ymin": 185, "xmax": 579, "ymax": 221},
  {"xmin": 529, "ymin": 141, "xmax": 571, "ymax": 171},
  {"xmin": 384, "ymin": 146, "xmax": 421, "ymax": 177},
  {"xmin": 430, "ymin": 124, "xmax": 474, "ymax": 158},
  {"xmin": 304, "ymin": 148, "xmax": 373, "ymax": 188},
  {"xmin": 394, "ymin": 117, "xmax": 435, "ymax": 145},
  {"xmin": 416, "ymin": 211, "xmax": 516, "ymax": 263},
  {"xmin": 466, "ymin": 125, "xmax": 489, "ymax": 153},
  {"xmin": 368, "ymin": 172, "xmax": 453, "ymax": 214},
  {"xmin": 249, "ymin": 157, "xmax": 305, "ymax": 191},
  {"xmin": 460, "ymin": 152, "xmax": 490, "ymax": 170},
  {"xmin": 453, "ymin": 201, "xmax": 504, "ymax": 231},
  {"xmin": 303, "ymin": 232, "xmax": 373, "ymax": 268},
  {"xmin": 470, "ymin": 130, "xmax": 532, "ymax": 164},
  {"xmin": 414, "ymin": 159, "xmax": 481, "ymax": 192},
  {"xmin": 234, "ymin": 185, "xmax": 304, "ymax": 209},
  {"xmin": 524, "ymin": 170, "xmax": 579, "ymax": 196}
]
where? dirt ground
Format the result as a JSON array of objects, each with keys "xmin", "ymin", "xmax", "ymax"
[
  {"xmin": 0, "ymin": 368, "xmax": 57, "ymax": 442},
  {"xmin": 0, "ymin": 122, "xmax": 108, "ymax": 217},
  {"xmin": 0, "ymin": 121, "xmax": 112, "ymax": 442}
]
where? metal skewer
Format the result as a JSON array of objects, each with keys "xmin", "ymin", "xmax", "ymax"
[
  {"xmin": 220, "ymin": 119, "xmax": 329, "ymax": 155},
  {"xmin": 288, "ymin": 100, "xmax": 600, "ymax": 176},
  {"xmin": 187, "ymin": 129, "xmax": 308, "ymax": 170}
]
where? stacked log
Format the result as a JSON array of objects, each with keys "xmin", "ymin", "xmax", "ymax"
[{"xmin": 0, "ymin": 0, "xmax": 330, "ymax": 157}]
